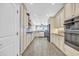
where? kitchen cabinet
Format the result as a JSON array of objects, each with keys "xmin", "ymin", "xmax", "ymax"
[
  {"xmin": 64, "ymin": 4, "xmax": 74, "ymax": 20},
  {"xmin": 55, "ymin": 7, "xmax": 65, "ymax": 28},
  {"xmin": 60, "ymin": 8, "xmax": 65, "ymax": 27},
  {"xmin": 50, "ymin": 5, "xmax": 65, "ymax": 53},
  {"xmin": 54, "ymin": 34, "xmax": 64, "ymax": 50},
  {"xmin": 50, "ymin": 3, "xmax": 79, "ymax": 56},
  {"xmin": 51, "ymin": 33, "xmax": 60, "ymax": 48},
  {"xmin": 23, "ymin": 7, "xmax": 28, "ymax": 51},
  {"xmin": 64, "ymin": 3, "xmax": 79, "ymax": 20},
  {"xmin": 50, "ymin": 29, "xmax": 58, "ymax": 43},
  {"xmin": 20, "ymin": 4, "xmax": 29, "ymax": 54},
  {"xmin": 20, "ymin": 4, "xmax": 25, "ymax": 54},
  {"xmin": 75, "ymin": 4, "xmax": 79, "ymax": 17},
  {"xmin": 26, "ymin": 33, "xmax": 32, "ymax": 48},
  {"xmin": 24, "ymin": 7, "xmax": 28, "ymax": 26},
  {"xmin": 59, "ymin": 36, "xmax": 64, "ymax": 51},
  {"xmin": 55, "ymin": 35, "xmax": 59, "ymax": 47},
  {"xmin": 58, "ymin": 30, "xmax": 64, "ymax": 51},
  {"xmin": 55, "ymin": 14, "xmax": 60, "ymax": 28},
  {"xmin": 49, "ymin": 8, "xmax": 65, "ymax": 50},
  {"xmin": 48, "ymin": 17, "xmax": 57, "ymax": 33},
  {"xmin": 51, "ymin": 33, "xmax": 64, "ymax": 51}
]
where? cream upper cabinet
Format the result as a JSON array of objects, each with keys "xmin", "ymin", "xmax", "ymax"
[
  {"xmin": 48, "ymin": 17, "xmax": 56, "ymax": 33},
  {"xmin": 54, "ymin": 16, "xmax": 58, "ymax": 28},
  {"xmin": 74, "ymin": 3, "xmax": 79, "ymax": 16},
  {"xmin": 64, "ymin": 3, "xmax": 74, "ymax": 20},
  {"xmin": 24, "ymin": 8, "xmax": 28, "ymax": 26},
  {"xmin": 58, "ymin": 13, "xmax": 61, "ymax": 28},
  {"xmin": 60, "ymin": 8, "xmax": 65, "ymax": 27},
  {"xmin": 55, "ymin": 9, "xmax": 64, "ymax": 28},
  {"xmin": 55, "ymin": 14, "xmax": 60, "ymax": 28},
  {"xmin": 64, "ymin": 3, "xmax": 79, "ymax": 19}
]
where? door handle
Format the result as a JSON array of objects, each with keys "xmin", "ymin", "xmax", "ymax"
[{"xmin": 16, "ymin": 32, "xmax": 18, "ymax": 36}]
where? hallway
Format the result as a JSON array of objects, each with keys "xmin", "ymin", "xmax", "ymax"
[{"xmin": 22, "ymin": 37, "xmax": 65, "ymax": 56}]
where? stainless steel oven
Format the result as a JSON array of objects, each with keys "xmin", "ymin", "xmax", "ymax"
[{"xmin": 64, "ymin": 16, "xmax": 79, "ymax": 51}]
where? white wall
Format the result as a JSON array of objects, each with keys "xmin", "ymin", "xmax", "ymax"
[{"xmin": 0, "ymin": 3, "xmax": 21, "ymax": 56}]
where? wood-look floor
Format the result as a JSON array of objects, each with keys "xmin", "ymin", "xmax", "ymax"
[{"xmin": 22, "ymin": 37, "xmax": 65, "ymax": 56}]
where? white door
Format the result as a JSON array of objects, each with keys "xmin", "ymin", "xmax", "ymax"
[{"xmin": 0, "ymin": 3, "xmax": 20, "ymax": 56}]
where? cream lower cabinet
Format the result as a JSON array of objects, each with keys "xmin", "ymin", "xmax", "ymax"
[
  {"xmin": 58, "ymin": 36, "xmax": 64, "ymax": 52},
  {"xmin": 50, "ymin": 32, "xmax": 64, "ymax": 52},
  {"xmin": 26, "ymin": 33, "xmax": 33, "ymax": 49},
  {"xmin": 23, "ymin": 30, "xmax": 27, "ymax": 50},
  {"xmin": 55, "ymin": 35, "xmax": 64, "ymax": 51},
  {"xmin": 55, "ymin": 35, "xmax": 59, "ymax": 48},
  {"xmin": 51, "ymin": 34, "xmax": 59, "ymax": 46}
]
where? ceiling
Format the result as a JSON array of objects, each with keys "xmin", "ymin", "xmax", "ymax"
[{"xmin": 25, "ymin": 3, "xmax": 64, "ymax": 25}]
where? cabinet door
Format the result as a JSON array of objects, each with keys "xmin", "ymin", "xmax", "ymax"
[
  {"xmin": 55, "ymin": 8, "xmax": 64, "ymax": 28},
  {"xmin": 60, "ymin": 8, "xmax": 65, "ymax": 27},
  {"xmin": 23, "ymin": 8, "xmax": 28, "ymax": 50},
  {"xmin": 64, "ymin": 4, "xmax": 73, "ymax": 20},
  {"xmin": 59, "ymin": 36, "xmax": 64, "ymax": 51},
  {"xmin": 55, "ymin": 35, "xmax": 59, "ymax": 47},
  {"xmin": 56, "ymin": 14, "xmax": 60, "ymax": 28},
  {"xmin": 50, "ymin": 17, "xmax": 56, "ymax": 33},
  {"xmin": 20, "ymin": 5, "xmax": 24, "ymax": 54},
  {"xmin": 24, "ymin": 8, "xmax": 28, "ymax": 26},
  {"xmin": 75, "ymin": 3, "xmax": 79, "ymax": 16},
  {"xmin": 20, "ymin": 4, "xmax": 28, "ymax": 53},
  {"xmin": 48, "ymin": 17, "xmax": 57, "ymax": 34}
]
